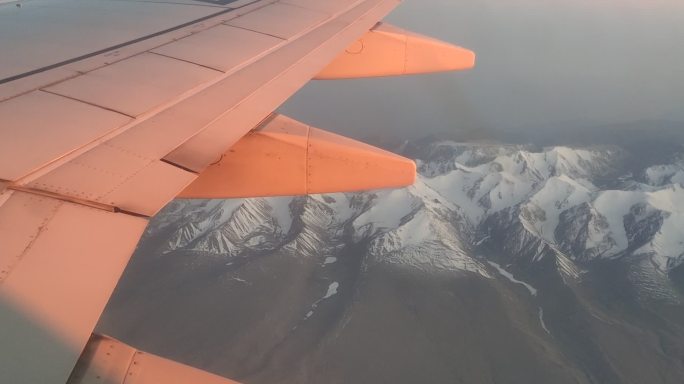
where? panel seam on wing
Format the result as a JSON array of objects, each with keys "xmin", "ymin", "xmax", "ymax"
[
  {"xmin": 148, "ymin": 51, "xmax": 231, "ymax": 73},
  {"xmin": 174, "ymin": 0, "xmax": 396, "ymax": 160},
  {"xmin": 225, "ymin": 23, "xmax": 287, "ymax": 41},
  {"xmin": 10, "ymin": 0, "xmax": 336, "ymax": 184},
  {"xmin": 0, "ymin": 6, "xmax": 241, "ymax": 86},
  {"xmin": 40, "ymin": 89, "xmax": 136, "ymax": 118},
  {"xmin": 7, "ymin": 186, "xmax": 116, "ymax": 213},
  {"xmin": 122, "ymin": 350, "xmax": 141, "ymax": 384},
  {"xmin": 0, "ymin": 197, "xmax": 62, "ymax": 284}
]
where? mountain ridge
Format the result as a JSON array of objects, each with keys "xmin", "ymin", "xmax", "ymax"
[{"xmin": 101, "ymin": 139, "xmax": 684, "ymax": 384}]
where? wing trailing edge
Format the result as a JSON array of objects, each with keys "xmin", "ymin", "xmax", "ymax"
[
  {"xmin": 177, "ymin": 114, "xmax": 415, "ymax": 198},
  {"xmin": 0, "ymin": 190, "xmax": 148, "ymax": 383},
  {"xmin": 67, "ymin": 334, "xmax": 239, "ymax": 384},
  {"xmin": 315, "ymin": 22, "xmax": 475, "ymax": 79}
]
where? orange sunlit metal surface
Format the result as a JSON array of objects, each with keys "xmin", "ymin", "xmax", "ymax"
[
  {"xmin": 316, "ymin": 22, "xmax": 475, "ymax": 79},
  {"xmin": 0, "ymin": 190, "xmax": 147, "ymax": 383},
  {"xmin": 164, "ymin": 0, "xmax": 402, "ymax": 172},
  {"xmin": 178, "ymin": 114, "xmax": 416, "ymax": 198},
  {"xmin": 0, "ymin": 1, "xmax": 404, "ymax": 379},
  {"xmin": 67, "ymin": 334, "xmax": 240, "ymax": 384},
  {"xmin": 0, "ymin": 0, "xmax": 477, "ymax": 382}
]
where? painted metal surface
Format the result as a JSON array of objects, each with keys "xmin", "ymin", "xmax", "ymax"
[
  {"xmin": 1, "ymin": 0, "xmax": 392, "ymax": 184},
  {"xmin": 0, "ymin": 1, "xmax": 268, "ymax": 102},
  {"xmin": 0, "ymin": 1, "xmax": 396, "ymax": 188},
  {"xmin": 178, "ymin": 114, "xmax": 415, "ymax": 198},
  {"xmin": 0, "ymin": 191, "xmax": 148, "ymax": 384},
  {"xmin": 13, "ymin": 0, "xmax": 398, "ymax": 218},
  {"xmin": 166, "ymin": 0, "xmax": 401, "ymax": 171},
  {"xmin": 226, "ymin": 2, "xmax": 328, "ymax": 39},
  {"xmin": 25, "ymin": 144, "xmax": 197, "ymax": 217},
  {"xmin": 0, "ymin": 1, "xmax": 415, "ymax": 382},
  {"xmin": 281, "ymin": 0, "xmax": 360, "ymax": 14},
  {"xmin": 124, "ymin": 351, "xmax": 240, "ymax": 384},
  {"xmin": 0, "ymin": 190, "xmax": 61, "ymax": 283},
  {"xmin": 67, "ymin": 334, "xmax": 137, "ymax": 384},
  {"xmin": 151, "ymin": 24, "xmax": 283, "ymax": 72},
  {"xmin": 0, "ymin": 91, "xmax": 131, "ymax": 181},
  {"xmin": 67, "ymin": 334, "xmax": 240, "ymax": 384},
  {"xmin": 179, "ymin": 115, "xmax": 307, "ymax": 198},
  {"xmin": 316, "ymin": 22, "xmax": 476, "ymax": 79},
  {"xmin": 0, "ymin": 66, "xmax": 79, "ymax": 103},
  {"xmin": 98, "ymin": 160, "xmax": 196, "ymax": 217},
  {"xmin": 306, "ymin": 124, "xmax": 416, "ymax": 193},
  {"xmin": 0, "ymin": 0, "xmax": 222, "ymax": 82},
  {"xmin": 45, "ymin": 52, "xmax": 221, "ymax": 117}
]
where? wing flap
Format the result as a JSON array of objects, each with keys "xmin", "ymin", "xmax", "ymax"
[
  {"xmin": 68, "ymin": 334, "xmax": 240, "ymax": 384},
  {"xmin": 0, "ymin": 191, "xmax": 147, "ymax": 384},
  {"xmin": 28, "ymin": 152, "xmax": 196, "ymax": 217},
  {"xmin": 178, "ymin": 114, "xmax": 415, "ymax": 198}
]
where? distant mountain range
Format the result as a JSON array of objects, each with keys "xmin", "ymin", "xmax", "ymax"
[
  {"xmin": 154, "ymin": 141, "xmax": 684, "ymax": 278},
  {"xmin": 102, "ymin": 140, "xmax": 684, "ymax": 384}
]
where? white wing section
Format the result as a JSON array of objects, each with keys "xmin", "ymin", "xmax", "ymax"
[
  {"xmin": 0, "ymin": 0, "xmax": 479, "ymax": 379},
  {"xmin": 0, "ymin": 0, "xmax": 228, "ymax": 82},
  {"xmin": 151, "ymin": 25, "xmax": 282, "ymax": 72},
  {"xmin": 44, "ymin": 52, "xmax": 222, "ymax": 118},
  {"xmin": 67, "ymin": 334, "xmax": 240, "ymax": 384},
  {"xmin": 0, "ymin": 190, "xmax": 147, "ymax": 383},
  {"xmin": 4, "ymin": 0, "xmax": 400, "ymax": 218},
  {"xmin": 0, "ymin": 91, "xmax": 132, "ymax": 181},
  {"xmin": 165, "ymin": 0, "xmax": 401, "ymax": 171},
  {"xmin": 0, "ymin": 1, "xmax": 401, "ymax": 383}
]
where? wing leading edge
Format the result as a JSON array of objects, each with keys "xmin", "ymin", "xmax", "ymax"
[{"xmin": 0, "ymin": 0, "xmax": 475, "ymax": 382}]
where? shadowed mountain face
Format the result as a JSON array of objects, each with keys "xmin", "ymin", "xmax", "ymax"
[{"xmin": 100, "ymin": 136, "xmax": 684, "ymax": 384}]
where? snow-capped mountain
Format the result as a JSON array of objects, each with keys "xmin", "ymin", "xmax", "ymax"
[
  {"xmin": 147, "ymin": 142, "xmax": 683, "ymax": 283},
  {"xmin": 104, "ymin": 140, "xmax": 684, "ymax": 384}
]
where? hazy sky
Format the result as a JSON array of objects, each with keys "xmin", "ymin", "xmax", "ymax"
[{"xmin": 281, "ymin": 0, "xmax": 684, "ymax": 142}]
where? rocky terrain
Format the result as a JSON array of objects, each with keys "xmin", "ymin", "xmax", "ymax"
[{"xmin": 101, "ymin": 139, "xmax": 684, "ymax": 384}]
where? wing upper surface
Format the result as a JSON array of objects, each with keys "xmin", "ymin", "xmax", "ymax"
[
  {"xmin": 0, "ymin": 0, "xmax": 479, "ymax": 382},
  {"xmin": 0, "ymin": 0, "xmax": 231, "ymax": 83},
  {"xmin": 67, "ymin": 334, "xmax": 240, "ymax": 384},
  {"xmin": 2, "ymin": 0, "xmax": 400, "ymax": 216},
  {"xmin": 0, "ymin": 189, "xmax": 148, "ymax": 383},
  {"xmin": 0, "ymin": 0, "xmax": 401, "ymax": 382}
]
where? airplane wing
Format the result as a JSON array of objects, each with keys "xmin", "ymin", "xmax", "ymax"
[{"xmin": 0, "ymin": 0, "xmax": 474, "ymax": 382}]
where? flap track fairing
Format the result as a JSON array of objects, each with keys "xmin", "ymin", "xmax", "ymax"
[
  {"xmin": 315, "ymin": 22, "xmax": 475, "ymax": 79},
  {"xmin": 178, "ymin": 114, "xmax": 415, "ymax": 198}
]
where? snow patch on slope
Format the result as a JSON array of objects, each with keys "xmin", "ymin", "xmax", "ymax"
[
  {"xmin": 323, "ymin": 282, "xmax": 339, "ymax": 299},
  {"xmin": 522, "ymin": 175, "xmax": 593, "ymax": 243},
  {"xmin": 153, "ymin": 142, "xmax": 684, "ymax": 280},
  {"xmin": 645, "ymin": 161, "xmax": 684, "ymax": 186},
  {"xmin": 635, "ymin": 185, "xmax": 684, "ymax": 270},
  {"xmin": 487, "ymin": 261, "xmax": 538, "ymax": 296}
]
